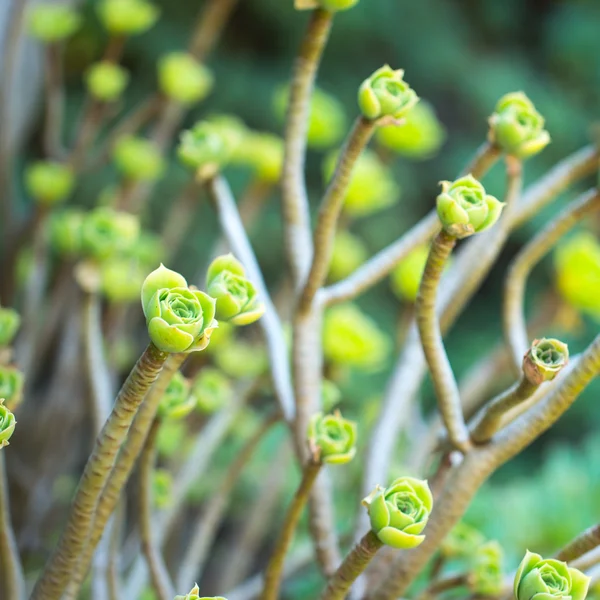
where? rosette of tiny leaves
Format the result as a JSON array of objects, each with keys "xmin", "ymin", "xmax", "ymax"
[
  {"xmin": 206, "ymin": 255, "xmax": 265, "ymax": 326},
  {"xmin": 328, "ymin": 231, "xmax": 368, "ymax": 282},
  {"xmin": 191, "ymin": 368, "xmax": 233, "ymax": 414},
  {"xmin": 157, "ymin": 420, "xmax": 187, "ymax": 459},
  {"xmin": 178, "ymin": 122, "xmax": 236, "ymax": 179},
  {"xmin": 514, "ymin": 551, "xmax": 590, "ymax": 600},
  {"xmin": 158, "ymin": 53, "xmax": 214, "ymax": 105},
  {"xmin": 523, "ymin": 338, "xmax": 569, "ymax": 385},
  {"xmin": 376, "ymin": 101, "xmax": 446, "ymax": 160},
  {"xmin": 158, "ymin": 371, "xmax": 195, "ymax": 419},
  {"xmin": 358, "ymin": 65, "xmax": 419, "ymax": 121},
  {"xmin": 232, "ymin": 132, "xmax": 284, "ymax": 183},
  {"xmin": 100, "ymin": 259, "xmax": 146, "ymax": 303},
  {"xmin": 205, "ymin": 114, "xmax": 248, "ymax": 149},
  {"xmin": 323, "ymin": 304, "xmax": 392, "ymax": 371},
  {"xmin": 390, "ymin": 245, "xmax": 430, "ymax": 303},
  {"xmin": 0, "ymin": 399, "xmax": 16, "ymax": 448},
  {"xmin": 469, "ymin": 541, "xmax": 504, "ymax": 596},
  {"xmin": 362, "ymin": 476, "xmax": 433, "ymax": 549},
  {"xmin": 554, "ymin": 233, "xmax": 600, "ymax": 320},
  {"xmin": 436, "ymin": 175, "xmax": 505, "ymax": 239},
  {"xmin": 441, "ymin": 522, "xmax": 486, "ymax": 558},
  {"xmin": 0, "ymin": 307, "xmax": 20, "ymax": 348},
  {"xmin": 273, "ymin": 86, "xmax": 347, "ymax": 149},
  {"xmin": 85, "ymin": 61, "xmax": 130, "ymax": 102},
  {"xmin": 488, "ymin": 92, "xmax": 550, "ymax": 159},
  {"xmin": 322, "ymin": 380, "xmax": 342, "ymax": 412},
  {"xmin": 113, "ymin": 136, "xmax": 165, "ymax": 182},
  {"xmin": 0, "ymin": 367, "xmax": 24, "ymax": 411},
  {"xmin": 81, "ymin": 208, "xmax": 140, "ymax": 261},
  {"xmin": 97, "ymin": 0, "xmax": 159, "ymax": 36},
  {"xmin": 308, "ymin": 411, "xmax": 357, "ymax": 464},
  {"xmin": 152, "ymin": 469, "xmax": 173, "ymax": 509},
  {"xmin": 323, "ymin": 149, "xmax": 399, "ymax": 218},
  {"xmin": 141, "ymin": 264, "xmax": 218, "ymax": 354},
  {"xmin": 48, "ymin": 209, "xmax": 84, "ymax": 257},
  {"xmin": 25, "ymin": 161, "xmax": 75, "ymax": 206},
  {"xmin": 214, "ymin": 340, "xmax": 268, "ymax": 379},
  {"xmin": 28, "ymin": 4, "xmax": 81, "ymax": 42},
  {"xmin": 174, "ymin": 584, "xmax": 226, "ymax": 600}
]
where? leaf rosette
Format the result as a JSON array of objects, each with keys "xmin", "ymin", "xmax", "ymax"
[
  {"xmin": 363, "ymin": 476, "xmax": 433, "ymax": 549},
  {"xmin": 0, "ymin": 367, "xmax": 24, "ymax": 411},
  {"xmin": 174, "ymin": 584, "xmax": 226, "ymax": 600},
  {"xmin": 158, "ymin": 371, "xmax": 195, "ymax": 420},
  {"xmin": 469, "ymin": 540, "xmax": 504, "ymax": 596},
  {"xmin": 523, "ymin": 338, "xmax": 569, "ymax": 385},
  {"xmin": 0, "ymin": 307, "xmax": 21, "ymax": 348},
  {"xmin": 0, "ymin": 399, "xmax": 16, "ymax": 448},
  {"xmin": 307, "ymin": 411, "xmax": 357, "ymax": 465}
]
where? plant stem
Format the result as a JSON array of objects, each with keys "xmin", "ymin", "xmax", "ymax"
[
  {"xmin": 31, "ymin": 342, "xmax": 168, "ymax": 600},
  {"xmin": 43, "ymin": 43, "xmax": 66, "ymax": 160},
  {"xmin": 261, "ymin": 459, "xmax": 322, "ymax": 600},
  {"xmin": 282, "ymin": 8, "xmax": 334, "ymax": 287},
  {"xmin": 556, "ymin": 524, "xmax": 600, "ymax": 563},
  {"xmin": 176, "ymin": 413, "xmax": 281, "ymax": 589},
  {"xmin": 139, "ymin": 418, "xmax": 175, "ymax": 600},
  {"xmin": 460, "ymin": 141, "xmax": 502, "ymax": 179},
  {"xmin": 188, "ymin": 0, "xmax": 241, "ymax": 60},
  {"xmin": 0, "ymin": 451, "xmax": 25, "ymax": 600},
  {"xmin": 65, "ymin": 353, "xmax": 187, "ymax": 599},
  {"xmin": 300, "ymin": 116, "xmax": 376, "ymax": 310},
  {"xmin": 416, "ymin": 229, "xmax": 470, "ymax": 452},
  {"xmin": 503, "ymin": 188, "xmax": 600, "ymax": 372},
  {"xmin": 161, "ymin": 179, "xmax": 203, "ymax": 257},
  {"xmin": 469, "ymin": 376, "xmax": 539, "ymax": 443},
  {"xmin": 319, "ymin": 531, "xmax": 383, "ymax": 600}
]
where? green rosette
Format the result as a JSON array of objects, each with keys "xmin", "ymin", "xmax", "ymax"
[{"xmin": 307, "ymin": 411, "xmax": 357, "ymax": 465}]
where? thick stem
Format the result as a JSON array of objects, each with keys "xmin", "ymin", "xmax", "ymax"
[
  {"xmin": 319, "ymin": 531, "xmax": 383, "ymax": 600},
  {"xmin": 261, "ymin": 460, "xmax": 322, "ymax": 600},
  {"xmin": 503, "ymin": 188, "xmax": 600, "ymax": 372},
  {"xmin": 556, "ymin": 524, "xmax": 600, "ymax": 563},
  {"xmin": 300, "ymin": 116, "xmax": 376, "ymax": 309},
  {"xmin": 0, "ymin": 452, "xmax": 25, "ymax": 600},
  {"xmin": 31, "ymin": 343, "xmax": 168, "ymax": 600},
  {"xmin": 416, "ymin": 230, "xmax": 469, "ymax": 452},
  {"xmin": 139, "ymin": 419, "xmax": 175, "ymax": 600},
  {"xmin": 282, "ymin": 8, "xmax": 334, "ymax": 287}
]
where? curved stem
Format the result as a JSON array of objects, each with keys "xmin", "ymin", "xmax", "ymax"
[
  {"xmin": 139, "ymin": 419, "xmax": 175, "ymax": 600},
  {"xmin": 319, "ymin": 531, "xmax": 383, "ymax": 600},
  {"xmin": 503, "ymin": 188, "xmax": 600, "ymax": 372},
  {"xmin": 300, "ymin": 116, "xmax": 376, "ymax": 310},
  {"xmin": 461, "ymin": 141, "xmax": 502, "ymax": 179},
  {"xmin": 176, "ymin": 413, "xmax": 280, "ymax": 589},
  {"xmin": 0, "ymin": 452, "xmax": 25, "ymax": 600},
  {"xmin": 31, "ymin": 342, "xmax": 168, "ymax": 600},
  {"xmin": 556, "ymin": 524, "xmax": 600, "ymax": 563},
  {"xmin": 416, "ymin": 230, "xmax": 469, "ymax": 452},
  {"xmin": 260, "ymin": 460, "xmax": 322, "ymax": 600},
  {"xmin": 282, "ymin": 8, "xmax": 334, "ymax": 287}
]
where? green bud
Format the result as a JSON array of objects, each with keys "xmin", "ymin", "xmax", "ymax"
[
  {"xmin": 323, "ymin": 304, "xmax": 392, "ymax": 371},
  {"xmin": 0, "ymin": 399, "xmax": 16, "ymax": 448},
  {"xmin": 157, "ymin": 420, "xmax": 188, "ymax": 459},
  {"xmin": 273, "ymin": 85, "xmax": 347, "ymax": 149},
  {"xmin": 214, "ymin": 340, "xmax": 268, "ymax": 379},
  {"xmin": 206, "ymin": 254, "xmax": 265, "ymax": 326},
  {"xmin": 328, "ymin": 231, "xmax": 368, "ymax": 282},
  {"xmin": 321, "ymin": 379, "xmax": 342, "ymax": 412},
  {"xmin": 436, "ymin": 175, "xmax": 504, "ymax": 239},
  {"xmin": 358, "ymin": 65, "xmax": 419, "ymax": 121},
  {"xmin": 441, "ymin": 521, "xmax": 486, "ymax": 558},
  {"xmin": 97, "ymin": 0, "xmax": 159, "ymax": 36},
  {"xmin": 141, "ymin": 264, "xmax": 218, "ymax": 354},
  {"xmin": 489, "ymin": 92, "xmax": 550, "ymax": 159},
  {"xmin": 376, "ymin": 101, "xmax": 446, "ymax": 160},
  {"xmin": 100, "ymin": 258, "xmax": 146, "ymax": 303},
  {"xmin": 554, "ymin": 232, "xmax": 600, "ymax": 321},
  {"xmin": 48, "ymin": 209, "xmax": 84, "ymax": 257},
  {"xmin": 390, "ymin": 245, "xmax": 430, "ymax": 303},
  {"xmin": 177, "ymin": 122, "xmax": 235, "ymax": 179},
  {"xmin": 307, "ymin": 411, "xmax": 357, "ymax": 464},
  {"xmin": 514, "ymin": 550, "xmax": 590, "ymax": 600},
  {"xmin": 85, "ymin": 61, "xmax": 130, "ymax": 102},
  {"xmin": 113, "ymin": 136, "xmax": 165, "ymax": 182},
  {"xmin": 158, "ymin": 52, "xmax": 214, "ymax": 105},
  {"xmin": 174, "ymin": 584, "xmax": 226, "ymax": 600},
  {"xmin": 0, "ymin": 307, "xmax": 21, "ymax": 348},
  {"xmin": 158, "ymin": 371, "xmax": 194, "ymax": 419},
  {"xmin": 152, "ymin": 468, "xmax": 173, "ymax": 509},
  {"xmin": 0, "ymin": 366, "xmax": 24, "ymax": 411},
  {"xmin": 232, "ymin": 132, "xmax": 283, "ymax": 183},
  {"xmin": 362, "ymin": 476, "xmax": 432, "ymax": 549},
  {"xmin": 323, "ymin": 149, "xmax": 399, "ymax": 218},
  {"xmin": 81, "ymin": 207, "xmax": 140, "ymax": 261},
  {"xmin": 191, "ymin": 367, "xmax": 233, "ymax": 414},
  {"xmin": 523, "ymin": 338, "xmax": 569, "ymax": 385},
  {"xmin": 469, "ymin": 541, "xmax": 504, "ymax": 596},
  {"xmin": 28, "ymin": 4, "xmax": 81, "ymax": 43},
  {"xmin": 25, "ymin": 161, "xmax": 75, "ymax": 206}
]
